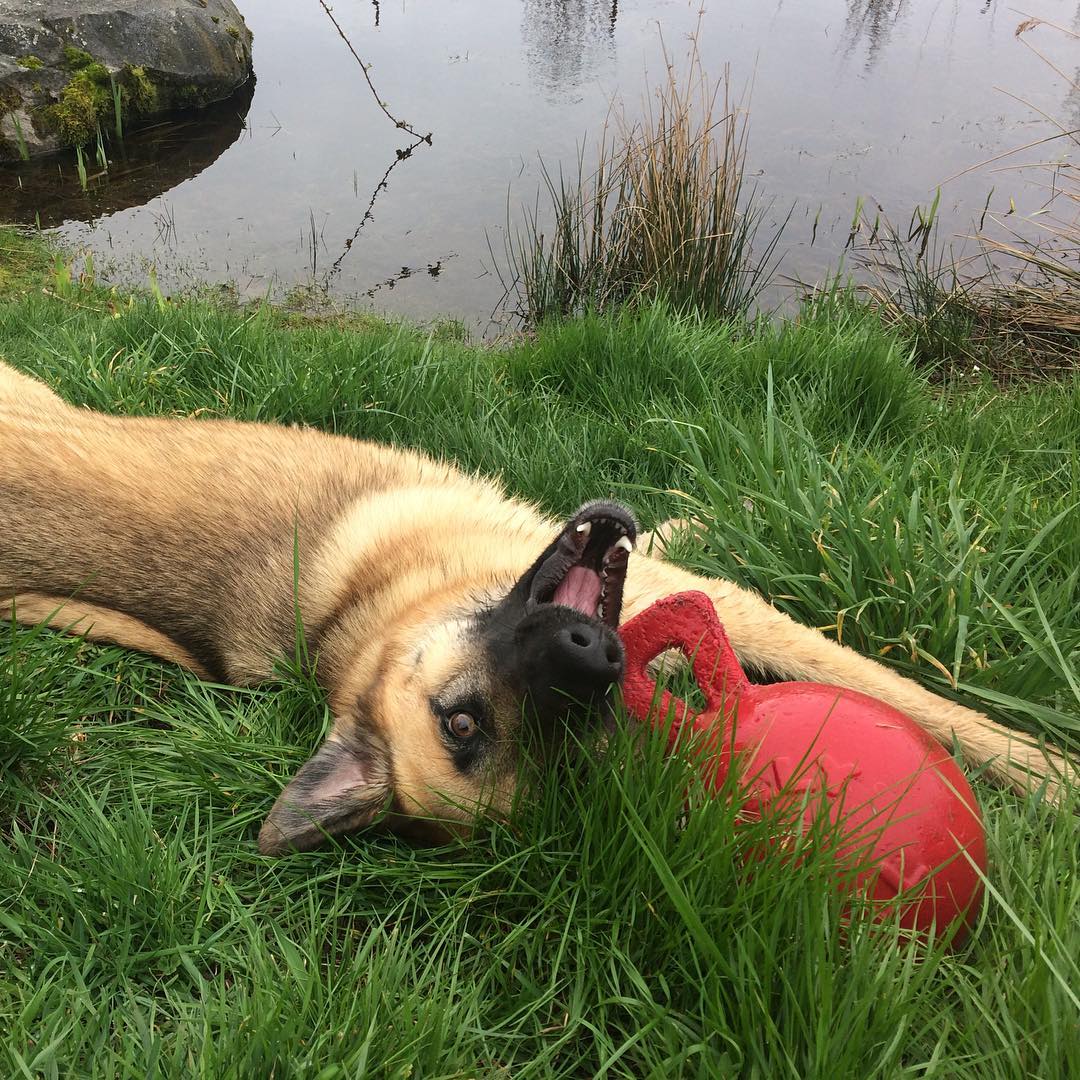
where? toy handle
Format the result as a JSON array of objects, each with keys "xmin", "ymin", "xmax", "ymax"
[{"xmin": 620, "ymin": 590, "xmax": 751, "ymax": 743}]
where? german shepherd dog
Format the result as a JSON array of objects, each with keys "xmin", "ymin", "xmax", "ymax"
[{"xmin": 1, "ymin": 361, "xmax": 1070, "ymax": 854}]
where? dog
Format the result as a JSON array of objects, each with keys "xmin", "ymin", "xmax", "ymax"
[{"xmin": 0, "ymin": 360, "xmax": 1070, "ymax": 855}]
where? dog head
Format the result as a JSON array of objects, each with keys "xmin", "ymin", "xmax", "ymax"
[{"xmin": 258, "ymin": 501, "xmax": 637, "ymax": 855}]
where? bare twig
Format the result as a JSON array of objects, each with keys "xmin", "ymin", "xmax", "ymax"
[{"xmin": 317, "ymin": 0, "xmax": 432, "ymax": 144}]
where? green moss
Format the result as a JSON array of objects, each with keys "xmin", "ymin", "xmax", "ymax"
[
  {"xmin": 62, "ymin": 45, "xmax": 96, "ymax": 72},
  {"xmin": 16, "ymin": 55, "xmax": 44, "ymax": 70},
  {"xmin": 41, "ymin": 61, "xmax": 111, "ymax": 147},
  {"xmin": 225, "ymin": 25, "xmax": 241, "ymax": 40},
  {"xmin": 36, "ymin": 50, "xmax": 165, "ymax": 150},
  {"xmin": 82, "ymin": 62, "xmax": 109, "ymax": 85},
  {"xmin": 123, "ymin": 65, "xmax": 158, "ymax": 114}
]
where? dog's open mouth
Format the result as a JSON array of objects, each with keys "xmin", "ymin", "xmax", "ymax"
[{"xmin": 526, "ymin": 502, "xmax": 637, "ymax": 628}]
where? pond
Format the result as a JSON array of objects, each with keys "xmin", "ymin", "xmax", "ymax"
[{"xmin": 2, "ymin": 0, "xmax": 1077, "ymax": 330}]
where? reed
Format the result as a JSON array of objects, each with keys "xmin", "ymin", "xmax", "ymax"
[
  {"xmin": 110, "ymin": 73, "xmax": 123, "ymax": 140},
  {"xmin": 74, "ymin": 143, "xmax": 88, "ymax": 191},
  {"xmin": 94, "ymin": 123, "xmax": 107, "ymax": 170}
]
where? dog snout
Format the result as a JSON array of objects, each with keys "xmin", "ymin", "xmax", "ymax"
[{"xmin": 553, "ymin": 623, "xmax": 623, "ymax": 689}]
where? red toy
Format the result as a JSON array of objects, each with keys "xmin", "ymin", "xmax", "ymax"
[{"xmin": 619, "ymin": 591, "xmax": 987, "ymax": 941}]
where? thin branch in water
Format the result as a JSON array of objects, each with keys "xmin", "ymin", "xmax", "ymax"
[
  {"xmin": 317, "ymin": 0, "xmax": 432, "ymax": 144},
  {"xmin": 327, "ymin": 135, "xmax": 427, "ymax": 280}
]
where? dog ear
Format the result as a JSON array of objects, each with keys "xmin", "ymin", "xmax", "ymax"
[{"xmin": 258, "ymin": 726, "xmax": 393, "ymax": 856}]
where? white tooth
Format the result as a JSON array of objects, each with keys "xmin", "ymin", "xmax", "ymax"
[
  {"xmin": 575, "ymin": 521, "xmax": 592, "ymax": 537},
  {"xmin": 597, "ymin": 603, "xmax": 605, "ymax": 620},
  {"xmin": 615, "ymin": 535, "xmax": 634, "ymax": 553}
]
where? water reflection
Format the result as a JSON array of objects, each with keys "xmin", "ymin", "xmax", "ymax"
[
  {"xmin": 521, "ymin": 0, "xmax": 619, "ymax": 97},
  {"xmin": 1062, "ymin": 4, "xmax": 1080, "ymax": 123},
  {"xmin": 840, "ymin": 0, "xmax": 1000, "ymax": 70},
  {"xmin": 0, "ymin": 80, "xmax": 255, "ymax": 229},
  {"xmin": 840, "ymin": 0, "xmax": 913, "ymax": 69}
]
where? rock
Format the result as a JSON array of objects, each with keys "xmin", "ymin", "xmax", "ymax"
[{"xmin": 0, "ymin": 1, "xmax": 253, "ymax": 160}]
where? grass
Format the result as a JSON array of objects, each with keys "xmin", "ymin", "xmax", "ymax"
[{"xmin": 1, "ymin": 233, "xmax": 1079, "ymax": 1075}]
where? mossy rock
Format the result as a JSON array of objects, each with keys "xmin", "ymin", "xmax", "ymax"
[
  {"xmin": 0, "ymin": 0, "xmax": 254, "ymax": 160},
  {"xmin": 125, "ymin": 66, "xmax": 157, "ymax": 113}
]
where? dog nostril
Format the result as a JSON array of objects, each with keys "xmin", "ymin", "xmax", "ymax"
[
  {"xmin": 605, "ymin": 643, "xmax": 620, "ymax": 665},
  {"xmin": 569, "ymin": 630, "xmax": 590, "ymax": 648}
]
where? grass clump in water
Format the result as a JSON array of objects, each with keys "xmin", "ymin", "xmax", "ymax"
[
  {"xmin": 854, "ymin": 205, "xmax": 1079, "ymax": 380},
  {"xmin": 502, "ymin": 36, "xmax": 784, "ymax": 325}
]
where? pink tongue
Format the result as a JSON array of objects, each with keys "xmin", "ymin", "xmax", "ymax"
[{"xmin": 553, "ymin": 566, "xmax": 602, "ymax": 616}]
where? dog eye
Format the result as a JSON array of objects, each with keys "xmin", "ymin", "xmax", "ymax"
[{"xmin": 446, "ymin": 711, "xmax": 479, "ymax": 739}]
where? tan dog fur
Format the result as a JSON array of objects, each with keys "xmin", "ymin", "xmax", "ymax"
[{"xmin": 0, "ymin": 361, "xmax": 1071, "ymax": 852}]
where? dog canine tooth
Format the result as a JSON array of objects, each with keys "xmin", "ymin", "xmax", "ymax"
[
  {"xmin": 575, "ymin": 521, "xmax": 592, "ymax": 536},
  {"xmin": 614, "ymin": 536, "xmax": 633, "ymax": 554}
]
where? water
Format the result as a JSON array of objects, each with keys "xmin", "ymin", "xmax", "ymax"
[{"xmin": 2, "ymin": 1, "xmax": 1077, "ymax": 329}]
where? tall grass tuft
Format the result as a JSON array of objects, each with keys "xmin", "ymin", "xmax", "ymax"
[
  {"xmin": 976, "ymin": 136, "xmax": 1079, "ymax": 364},
  {"xmin": 853, "ymin": 186, "xmax": 1078, "ymax": 378},
  {"xmin": 978, "ymin": 16, "xmax": 1079, "ymax": 341},
  {"xmin": 851, "ymin": 209, "xmax": 988, "ymax": 373},
  {"xmin": 500, "ymin": 36, "xmax": 785, "ymax": 325}
]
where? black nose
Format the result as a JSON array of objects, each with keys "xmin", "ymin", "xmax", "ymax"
[
  {"xmin": 495, "ymin": 605, "xmax": 626, "ymax": 723},
  {"xmin": 554, "ymin": 624, "xmax": 623, "ymax": 688}
]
